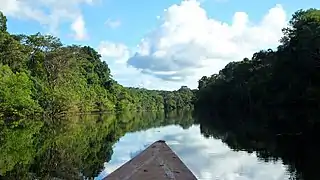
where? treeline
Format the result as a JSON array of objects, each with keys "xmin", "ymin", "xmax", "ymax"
[
  {"xmin": 127, "ymin": 86, "xmax": 194, "ymax": 112},
  {"xmin": 0, "ymin": 12, "xmax": 194, "ymax": 120},
  {"xmin": 195, "ymin": 8, "xmax": 320, "ymax": 180},
  {"xmin": 195, "ymin": 8, "xmax": 320, "ymax": 135}
]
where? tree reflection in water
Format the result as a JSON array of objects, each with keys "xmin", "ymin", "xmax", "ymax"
[
  {"xmin": 195, "ymin": 110, "xmax": 320, "ymax": 180},
  {"xmin": 0, "ymin": 110, "xmax": 194, "ymax": 179}
]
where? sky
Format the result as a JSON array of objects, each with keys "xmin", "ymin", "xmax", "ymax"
[
  {"xmin": 96, "ymin": 125, "xmax": 290, "ymax": 180},
  {"xmin": 0, "ymin": 0, "xmax": 319, "ymax": 90}
]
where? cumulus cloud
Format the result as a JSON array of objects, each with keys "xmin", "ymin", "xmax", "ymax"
[
  {"xmin": 98, "ymin": 41, "xmax": 130, "ymax": 62},
  {"xmin": 0, "ymin": 0, "xmax": 93, "ymax": 37},
  {"xmin": 71, "ymin": 15, "xmax": 88, "ymax": 40},
  {"xmin": 105, "ymin": 18, "xmax": 121, "ymax": 29},
  {"xmin": 97, "ymin": 41, "xmax": 185, "ymax": 90},
  {"xmin": 127, "ymin": 0, "xmax": 287, "ymax": 83},
  {"xmin": 97, "ymin": 125, "xmax": 289, "ymax": 180},
  {"xmin": 98, "ymin": 41, "xmax": 150, "ymax": 88}
]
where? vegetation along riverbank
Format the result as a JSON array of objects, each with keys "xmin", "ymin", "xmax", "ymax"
[
  {"xmin": 0, "ymin": 12, "xmax": 194, "ymax": 121},
  {"xmin": 0, "ymin": 7, "xmax": 320, "ymax": 180},
  {"xmin": 194, "ymin": 8, "xmax": 320, "ymax": 180}
]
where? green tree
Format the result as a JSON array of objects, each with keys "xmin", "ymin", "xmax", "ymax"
[
  {"xmin": 0, "ymin": 12, "xmax": 7, "ymax": 32},
  {"xmin": 194, "ymin": 8, "xmax": 320, "ymax": 180},
  {"xmin": 0, "ymin": 65, "xmax": 41, "ymax": 119}
]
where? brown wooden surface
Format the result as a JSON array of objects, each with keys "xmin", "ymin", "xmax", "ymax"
[{"xmin": 104, "ymin": 140, "xmax": 197, "ymax": 180}]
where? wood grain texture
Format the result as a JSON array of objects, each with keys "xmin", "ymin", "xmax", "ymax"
[{"xmin": 104, "ymin": 140, "xmax": 197, "ymax": 180}]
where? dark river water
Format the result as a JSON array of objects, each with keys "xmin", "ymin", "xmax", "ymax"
[{"xmin": 0, "ymin": 111, "xmax": 294, "ymax": 180}]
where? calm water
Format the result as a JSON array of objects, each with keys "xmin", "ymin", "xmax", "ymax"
[
  {"xmin": 97, "ymin": 124, "xmax": 289, "ymax": 180},
  {"xmin": 0, "ymin": 111, "xmax": 291, "ymax": 179}
]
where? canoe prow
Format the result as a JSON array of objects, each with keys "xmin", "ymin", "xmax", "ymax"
[{"xmin": 104, "ymin": 140, "xmax": 197, "ymax": 180}]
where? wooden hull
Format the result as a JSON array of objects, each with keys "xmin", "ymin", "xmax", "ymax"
[{"xmin": 104, "ymin": 140, "xmax": 197, "ymax": 180}]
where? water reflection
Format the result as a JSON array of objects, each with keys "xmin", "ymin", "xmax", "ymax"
[
  {"xmin": 98, "ymin": 125, "xmax": 289, "ymax": 180},
  {"xmin": 195, "ymin": 106, "xmax": 320, "ymax": 180},
  {"xmin": 0, "ymin": 111, "xmax": 194, "ymax": 179},
  {"xmin": 1, "ymin": 110, "xmax": 292, "ymax": 180}
]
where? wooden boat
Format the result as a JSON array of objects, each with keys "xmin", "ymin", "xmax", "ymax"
[{"xmin": 104, "ymin": 140, "xmax": 197, "ymax": 180}]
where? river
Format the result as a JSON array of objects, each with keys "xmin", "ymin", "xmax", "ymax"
[
  {"xmin": 97, "ymin": 124, "xmax": 289, "ymax": 180},
  {"xmin": 0, "ymin": 111, "xmax": 292, "ymax": 179}
]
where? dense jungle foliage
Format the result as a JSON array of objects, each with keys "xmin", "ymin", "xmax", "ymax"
[
  {"xmin": 195, "ymin": 8, "xmax": 320, "ymax": 180},
  {"xmin": 0, "ymin": 12, "xmax": 194, "ymax": 121},
  {"xmin": 1, "ymin": 6, "xmax": 320, "ymax": 180}
]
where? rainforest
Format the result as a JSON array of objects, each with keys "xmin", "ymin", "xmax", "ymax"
[
  {"xmin": 1, "ymin": 7, "xmax": 320, "ymax": 180},
  {"xmin": 0, "ymin": 11, "xmax": 194, "ymax": 120}
]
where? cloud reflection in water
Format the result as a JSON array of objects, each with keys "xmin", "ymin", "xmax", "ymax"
[{"xmin": 97, "ymin": 125, "xmax": 289, "ymax": 180}]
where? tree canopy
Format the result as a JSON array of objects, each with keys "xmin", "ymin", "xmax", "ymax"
[
  {"xmin": 194, "ymin": 8, "xmax": 320, "ymax": 180},
  {"xmin": 0, "ymin": 12, "xmax": 194, "ymax": 121}
]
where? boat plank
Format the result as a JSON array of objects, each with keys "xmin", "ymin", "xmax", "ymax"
[{"xmin": 104, "ymin": 140, "xmax": 197, "ymax": 180}]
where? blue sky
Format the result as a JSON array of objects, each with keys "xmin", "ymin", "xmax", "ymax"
[{"xmin": 1, "ymin": 0, "xmax": 319, "ymax": 90}]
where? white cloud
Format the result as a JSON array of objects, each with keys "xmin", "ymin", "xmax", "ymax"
[
  {"xmin": 127, "ymin": 0, "xmax": 287, "ymax": 88},
  {"xmin": 71, "ymin": 15, "xmax": 88, "ymax": 41},
  {"xmin": 0, "ymin": 0, "xmax": 289, "ymax": 90},
  {"xmin": 105, "ymin": 18, "xmax": 121, "ymax": 29},
  {"xmin": 0, "ymin": 0, "xmax": 94, "ymax": 37},
  {"xmin": 97, "ymin": 41, "xmax": 184, "ymax": 90},
  {"xmin": 97, "ymin": 125, "xmax": 290, "ymax": 180},
  {"xmin": 98, "ymin": 41, "xmax": 129, "ymax": 61}
]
